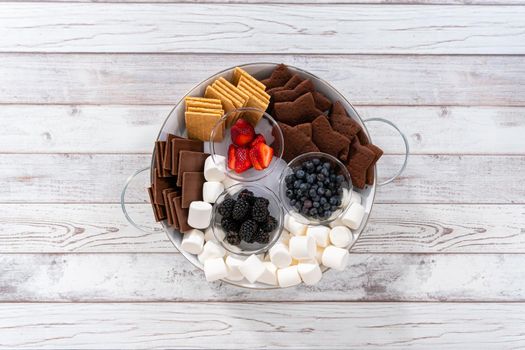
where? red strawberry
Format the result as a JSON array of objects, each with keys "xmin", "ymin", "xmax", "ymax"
[
  {"xmin": 234, "ymin": 147, "xmax": 252, "ymax": 173},
  {"xmin": 227, "ymin": 144, "xmax": 236, "ymax": 170},
  {"xmin": 250, "ymin": 143, "xmax": 274, "ymax": 170},
  {"xmin": 231, "ymin": 118, "xmax": 255, "ymax": 147},
  {"xmin": 250, "ymin": 134, "xmax": 266, "ymax": 148}
]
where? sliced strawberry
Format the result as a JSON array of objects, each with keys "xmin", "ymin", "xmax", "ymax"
[
  {"xmin": 249, "ymin": 147, "xmax": 264, "ymax": 170},
  {"xmin": 250, "ymin": 143, "xmax": 274, "ymax": 170},
  {"xmin": 234, "ymin": 147, "xmax": 252, "ymax": 173},
  {"xmin": 231, "ymin": 118, "xmax": 255, "ymax": 147},
  {"xmin": 227, "ymin": 144, "xmax": 236, "ymax": 170},
  {"xmin": 250, "ymin": 134, "xmax": 266, "ymax": 148}
]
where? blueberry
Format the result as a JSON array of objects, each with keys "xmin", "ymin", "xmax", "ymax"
[
  {"xmin": 306, "ymin": 174, "xmax": 316, "ymax": 184},
  {"xmin": 294, "ymin": 180, "xmax": 302, "ymax": 189},
  {"xmin": 303, "ymin": 200, "xmax": 313, "ymax": 209},
  {"xmin": 317, "ymin": 181, "xmax": 324, "ymax": 188},
  {"xmin": 301, "ymin": 206, "xmax": 309, "ymax": 215},
  {"xmin": 323, "ymin": 162, "xmax": 331, "ymax": 170},
  {"xmin": 312, "ymin": 158, "xmax": 320, "ymax": 165},
  {"xmin": 295, "ymin": 169, "xmax": 305, "ymax": 179},
  {"xmin": 300, "ymin": 196, "xmax": 307, "ymax": 202},
  {"xmin": 324, "ymin": 210, "xmax": 332, "ymax": 218},
  {"xmin": 312, "ymin": 201, "xmax": 320, "ymax": 208},
  {"xmin": 290, "ymin": 199, "xmax": 297, "ymax": 206},
  {"xmin": 285, "ymin": 174, "xmax": 295, "ymax": 184},
  {"xmin": 321, "ymin": 168, "xmax": 329, "ymax": 177},
  {"xmin": 325, "ymin": 189, "xmax": 332, "ymax": 198},
  {"xmin": 294, "ymin": 202, "xmax": 302, "ymax": 210},
  {"xmin": 312, "ymin": 195, "xmax": 320, "ymax": 202},
  {"xmin": 286, "ymin": 181, "xmax": 294, "ymax": 189},
  {"xmin": 320, "ymin": 197, "xmax": 327, "ymax": 205},
  {"xmin": 299, "ymin": 183, "xmax": 308, "ymax": 191},
  {"xmin": 304, "ymin": 161, "xmax": 314, "ymax": 172},
  {"xmin": 329, "ymin": 196, "xmax": 338, "ymax": 205},
  {"xmin": 296, "ymin": 189, "xmax": 304, "ymax": 197},
  {"xmin": 336, "ymin": 175, "xmax": 345, "ymax": 184},
  {"xmin": 316, "ymin": 165, "xmax": 323, "ymax": 172},
  {"xmin": 286, "ymin": 189, "xmax": 293, "ymax": 198},
  {"xmin": 316, "ymin": 174, "xmax": 325, "ymax": 182},
  {"xmin": 330, "ymin": 174, "xmax": 336, "ymax": 182},
  {"xmin": 308, "ymin": 189, "xmax": 317, "ymax": 197},
  {"xmin": 330, "ymin": 205, "xmax": 338, "ymax": 211},
  {"xmin": 337, "ymin": 187, "xmax": 344, "ymax": 194},
  {"xmin": 317, "ymin": 187, "xmax": 325, "ymax": 196},
  {"xmin": 323, "ymin": 202, "xmax": 331, "ymax": 210},
  {"xmin": 309, "ymin": 208, "xmax": 318, "ymax": 216}
]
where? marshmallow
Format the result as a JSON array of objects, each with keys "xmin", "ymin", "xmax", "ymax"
[
  {"xmin": 202, "ymin": 181, "xmax": 224, "ymax": 203},
  {"xmin": 278, "ymin": 230, "xmax": 292, "ymax": 245},
  {"xmin": 285, "ymin": 214, "xmax": 307, "ymax": 236},
  {"xmin": 342, "ymin": 188, "xmax": 351, "ymax": 207},
  {"xmin": 349, "ymin": 190, "xmax": 362, "ymax": 205},
  {"xmin": 204, "ymin": 155, "xmax": 226, "ymax": 182},
  {"xmin": 306, "ymin": 225, "xmax": 330, "ymax": 247},
  {"xmin": 341, "ymin": 202, "xmax": 365, "ymax": 230},
  {"xmin": 289, "ymin": 236, "xmax": 316, "ymax": 260},
  {"xmin": 277, "ymin": 265, "xmax": 302, "ymax": 287},
  {"xmin": 187, "ymin": 201, "xmax": 213, "ymax": 229},
  {"xmin": 180, "ymin": 229, "xmax": 204, "ymax": 255},
  {"xmin": 329, "ymin": 226, "xmax": 353, "ymax": 248},
  {"xmin": 198, "ymin": 240, "xmax": 225, "ymax": 263},
  {"xmin": 297, "ymin": 262, "xmax": 323, "ymax": 285},
  {"xmin": 322, "ymin": 245, "xmax": 349, "ymax": 271},
  {"xmin": 239, "ymin": 254, "xmax": 266, "ymax": 283},
  {"xmin": 204, "ymin": 227, "xmax": 215, "ymax": 242},
  {"xmin": 315, "ymin": 246, "xmax": 324, "ymax": 264},
  {"xmin": 329, "ymin": 217, "xmax": 345, "ymax": 229},
  {"xmin": 203, "ymin": 257, "xmax": 228, "ymax": 282},
  {"xmin": 258, "ymin": 261, "xmax": 278, "ymax": 285},
  {"xmin": 269, "ymin": 242, "xmax": 292, "ymax": 268},
  {"xmin": 222, "ymin": 177, "xmax": 240, "ymax": 191},
  {"xmin": 225, "ymin": 255, "xmax": 245, "ymax": 281}
]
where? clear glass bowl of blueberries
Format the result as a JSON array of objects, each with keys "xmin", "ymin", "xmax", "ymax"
[{"xmin": 279, "ymin": 152, "xmax": 352, "ymax": 225}]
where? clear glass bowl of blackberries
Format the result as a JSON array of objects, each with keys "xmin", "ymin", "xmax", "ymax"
[
  {"xmin": 212, "ymin": 184, "xmax": 283, "ymax": 255},
  {"xmin": 280, "ymin": 152, "xmax": 352, "ymax": 225}
]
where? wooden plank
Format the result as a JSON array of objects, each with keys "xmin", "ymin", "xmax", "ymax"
[
  {"xmin": 0, "ymin": 203, "xmax": 523, "ymax": 253},
  {"xmin": 1, "ymin": 154, "xmax": 524, "ymax": 203},
  {"xmin": 1, "ymin": 54, "xmax": 524, "ymax": 106},
  {"xmin": 4, "ymin": 0, "xmax": 525, "ymax": 4},
  {"xmin": 1, "ymin": 4, "xmax": 525, "ymax": 54},
  {"xmin": 1, "ymin": 302, "xmax": 524, "ymax": 349},
  {"xmin": 0, "ymin": 253, "xmax": 523, "ymax": 301},
  {"xmin": 2, "ymin": 105, "xmax": 525, "ymax": 154}
]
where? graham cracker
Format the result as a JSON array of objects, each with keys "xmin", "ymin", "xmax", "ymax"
[
  {"xmin": 232, "ymin": 67, "xmax": 266, "ymax": 91},
  {"xmin": 238, "ymin": 79, "xmax": 270, "ymax": 103},
  {"xmin": 185, "ymin": 111, "xmax": 224, "ymax": 142}
]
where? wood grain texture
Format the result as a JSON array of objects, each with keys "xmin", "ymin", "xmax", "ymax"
[
  {"xmin": 1, "ymin": 302, "xmax": 524, "ymax": 349},
  {"xmin": 1, "ymin": 154, "xmax": 524, "ymax": 203},
  {"xmin": 2, "ymin": 4, "xmax": 525, "ymax": 54},
  {"xmin": 1, "ymin": 253, "xmax": 524, "ymax": 301},
  {"xmin": 2, "ymin": 105, "xmax": 524, "ymax": 154},
  {"xmin": 4, "ymin": 0, "xmax": 525, "ymax": 4},
  {"xmin": 0, "ymin": 203, "xmax": 523, "ymax": 253},
  {"xmin": 2, "ymin": 54, "xmax": 525, "ymax": 106}
]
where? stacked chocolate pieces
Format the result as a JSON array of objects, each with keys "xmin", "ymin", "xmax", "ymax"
[
  {"xmin": 147, "ymin": 135, "xmax": 208, "ymax": 231},
  {"xmin": 263, "ymin": 64, "xmax": 383, "ymax": 189}
]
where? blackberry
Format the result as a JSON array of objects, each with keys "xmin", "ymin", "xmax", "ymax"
[
  {"xmin": 261, "ymin": 215, "xmax": 277, "ymax": 233},
  {"xmin": 217, "ymin": 198, "xmax": 236, "ymax": 218},
  {"xmin": 253, "ymin": 229, "xmax": 270, "ymax": 244},
  {"xmin": 238, "ymin": 189, "xmax": 255, "ymax": 204},
  {"xmin": 252, "ymin": 198, "xmax": 270, "ymax": 223},
  {"xmin": 226, "ymin": 232, "xmax": 241, "ymax": 246},
  {"xmin": 232, "ymin": 198, "xmax": 250, "ymax": 221},
  {"xmin": 221, "ymin": 217, "xmax": 240, "ymax": 233},
  {"xmin": 239, "ymin": 219, "xmax": 258, "ymax": 243}
]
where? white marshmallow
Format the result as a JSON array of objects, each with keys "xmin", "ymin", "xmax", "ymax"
[
  {"xmin": 329, "ymin": 226, "xmax": 353, "ymax": 248},
  {"xmin": 349, "ymin": 191, "xmax": 362, "ymax": 205},
  {"xmin": 239, "ymin": 254, "xmax": 266, "ymax": 283},
  {"xmin": 306, "ymin": 225, "xmax": 330, "ymax": 247},
  {"xmin": 342, "ymin": 188, "xmax": 351, "ymax": 207},
  {"xmin": 258, "ymin": 261, "xmax": 278, "ymax": 285},
  {"xmin": 204, "ymin": 227, "xmax": 217, "ymax": 242},
  {"xmin": 204, "ymin": 155, "xmax": 226, "ymax": 182},
  {"xmin": 329, "ymin": 217, "xmax": 345, "ymax": 229},
  {"xmin": 341, "ymin": 202, "xmax": 365, "ymax": 230},
  {"xmin": 269, "ymin": 242, "xmax": 292, "ymax": 268},
  {"xmin": 297, "ymin": 262, "xmax": 323, "ymax": 285},
  {"xmin": 277, "ymin": 265, "xmax": 302, "ymax": 287},
  {"xmin": 202, "ymin": 181, "xmax": 224, "ymax": 203},
  {"xmin": 187, "ymin": 201, "xmax": 213, "ymax": 229},
  {"xmin": 315, "ymin": 246, "xmax": 324, "ymax": 264},
  {"xmin": 285, "ymin": 214, "xmax": 307, "ymax": 236},
  {"xmin": 198, "ymin": 240, "xmax": 225, "ymax": 263},
  {"xmin": 180, "ymin": 229, "xmax": 204, "ymax": 255},
  {"xmin": 278, "ymin": 230, "xmax": 292, "ymax": 245},
  {"xmin": 225, "ymin": 255, "xmax": 245, "ymax": 281},
  {"xmin": 289, "ymin": 236, "xmax": 316, "ymax": 260},
  {"xmin": 203, "ymin": 257, "xmax": 228, "ymax": 282},
  {"xmin": 322, "ymin": 245, "xmax": 349, "ymax": 271}
]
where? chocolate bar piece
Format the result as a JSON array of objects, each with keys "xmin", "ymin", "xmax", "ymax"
[
  {"xmin": 155, "ymin": 141, "xmax": 171, "ymax": 178},
  {"xmin": 171, "ymin": 138, "xmax": 204, "ymax": 176},
  {"xmin": 176, "ymin": 150, "xmax": 209, "ymax": 187},
  {"xmin": 162, "ymin": 188, "xmax": 178, "ymax": 226},
  {"xmin": 147, "ymin": 187, "xmax": 166, "ymax": 221},
  {"xmin": 182, "ymin": 172, "xmax": 205, "ymax": 208},
  {"xmin": 167, "ymin": 191, "xmax": 180, "ymax": 229},
  {"xmin": 153, "ymin": 174, "xmax": 177, "ymax": 205},
  {"xmin": 163, "ymin": 134, "xmax": 183, "ymax": 171},
  {"xmin": 174, "ymin": 196, "xmax": 191, "ymax": 233}
]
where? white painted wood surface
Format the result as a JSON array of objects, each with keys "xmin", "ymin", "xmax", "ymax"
[{"xmin": 1, "ymin": 0, "xmax": 524, "ymax": 347}]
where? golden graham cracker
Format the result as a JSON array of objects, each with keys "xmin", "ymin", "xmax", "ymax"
[
  {"xmin": 232, "ymin": 67, "xmax": 266, "ymax": 91},
  {"xmin": 238, "ymin": 80, "xmax": 270, "ymax": 104},
  {"xmin": 214, "ymin": 77, "xmax": 249, "ymax": 105},
  {"xmin": 185, "ymin": 97, "xmax": 222, "ymax": 111},
  {"xmin": 187, "ymin": 106, "xmax": 224, "ymax": 115},
  {"xmin": 241, "ymin": 95, "xmax": 267, "ymax": 125},
  {"xmin": 185, "ymin": 111, "xmax": 224, "ymax": 142},
  {"xmin": 208, "ymin": 83, "xmax": 245, "ymax": 126}
]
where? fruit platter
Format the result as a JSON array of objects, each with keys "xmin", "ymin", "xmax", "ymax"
[{"xmin": 121, "ymin": 63, "xmax": 409, "ymax": 289}]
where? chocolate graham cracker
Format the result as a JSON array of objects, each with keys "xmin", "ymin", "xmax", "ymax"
[
  {"xmin": 261, "ymin": 64, "xmax": 293, "ymax": 90},
  {"xmin": 365, "ymin": 144, "xmax": 383, "ymax": 185},
  {"xmin": 181, "ymin": 172, "xmax": 205, "ymax": 208},
  {"xmin": 279, "ymin": 122, "xmax": 319, "ymax": 162},
  {"xmin": 311, "ymin": 115, "xmax": 350, "ymax": 160},
  {"xmin": 171, "ymin": 138, "xmax": 204, "ymax": 176},
  {"xmin": 346, "ymin": 139, "xmax": 376, "ymax": 189},
  {"xmin": 273, "ymin": 79, "xmax": 315, "ymax": 103},
  {"xmin": 273, "ymin": 92, "xmax": 323, "ymax": 126},
  {"xmin": 176, "ymin": 150, "xmax": 209, "ymax": 187},
  {"xmin": 329, "ymin": 101, "xmax": 362, "ymax": 141}
]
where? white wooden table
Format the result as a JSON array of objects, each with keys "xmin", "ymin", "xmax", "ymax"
[{"xmin": 1, "ymin": 1, "xmax": 525, "ymax": 348}]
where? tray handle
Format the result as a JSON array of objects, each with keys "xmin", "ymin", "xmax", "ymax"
[
  {"xmin": 363, "ymin": 118, "xmax": 409, "ymax": 187},
  {"xmin": 121, "ymin": 166, "xmax": 158, "ymax": 234}
]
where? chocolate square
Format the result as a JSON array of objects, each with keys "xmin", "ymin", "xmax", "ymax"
[
  {"xmin": 176, "ymin": 150, "xmax": 209, "ymax": 187},
  {"xmin": 147, "ymin": 187, "xmax": 166, "ymax": 221},
  {"xmin": 174, "ymin": 196, "xmax": 191, "ymax": 233},
  {"xmin": 182, "ymin": 172, "xmax": 205, "ymax": 208},
  {"xmin": 167, "ymin": 191, "xmax": 181, "ymax": 229},
  {"xmin": 162, "ymin": 134, "xmax": 183, "ymax": 171},
  {"xmin": 153, "ymin": 174, "xmax": 177, "ymax": 205},
  {"xmin": 171, "ymin": 138, "xmax": 204, "ymax": 176}
]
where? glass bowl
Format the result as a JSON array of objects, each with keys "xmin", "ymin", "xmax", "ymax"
[
  {"xmin": 212, "ymin": 183, "xmax": 283, "ymax": 256},
  {"xmin": 279, "ymin": 152, "xmax": 353, "ymax": 226},
  {"xmin": 209, "ymin": 107, "xmax": 284, "ymax": 182}
]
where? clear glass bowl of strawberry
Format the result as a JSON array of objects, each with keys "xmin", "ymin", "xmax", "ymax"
[{"xmin": 210, "ymin": 107, "xmax": 284, "ymax": 182}]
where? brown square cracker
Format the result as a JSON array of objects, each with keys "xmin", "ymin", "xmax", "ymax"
[
  {"xmin": 181, "ymin": 172, "xmax": 205, "ymax": 208},
  {"xmin": 171, "ymin": 138, "xmax": 204, "ymax": 176},
  {"xmin": 176, "ymin": 150, "xmax": 209, "ymax": 187},
  {"xmin": 174, "ymin": 196, "xmax": 191, "ymax": 233},
  {"xmin": 267, "ymin": 74, "xmax": 303, "ymax": 96},
  {"xmin": 329, "ymin": 101, "xmax": 362, "ymax": 141},
  {"xmin": 313, "ymin": 91, "xmax": 332, "ymax": 111},
  {"xmin": 347, "ymin": 139, "xmax": 376, "ymax": 189},
  {"xmin": 273, "ymin": 79, "xmax": 315, "ymax": 103},
  {"xmin": 311, "ymin": 115, "xmax": 351, "ymax": 160},
  {"xmin": 261, "ymin": 64, "xmax": 293, "ymax": 90},
  {"xmin": 279, "ymin": 122, "xmax": 320, "ymax": 162},
  {"xmin": 365, "ymin": 144, "xmax": 383, "ymax": 185},
  {"xmin": 273, "ymin": 92, "xmax": 323, "ymax": 126}
]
